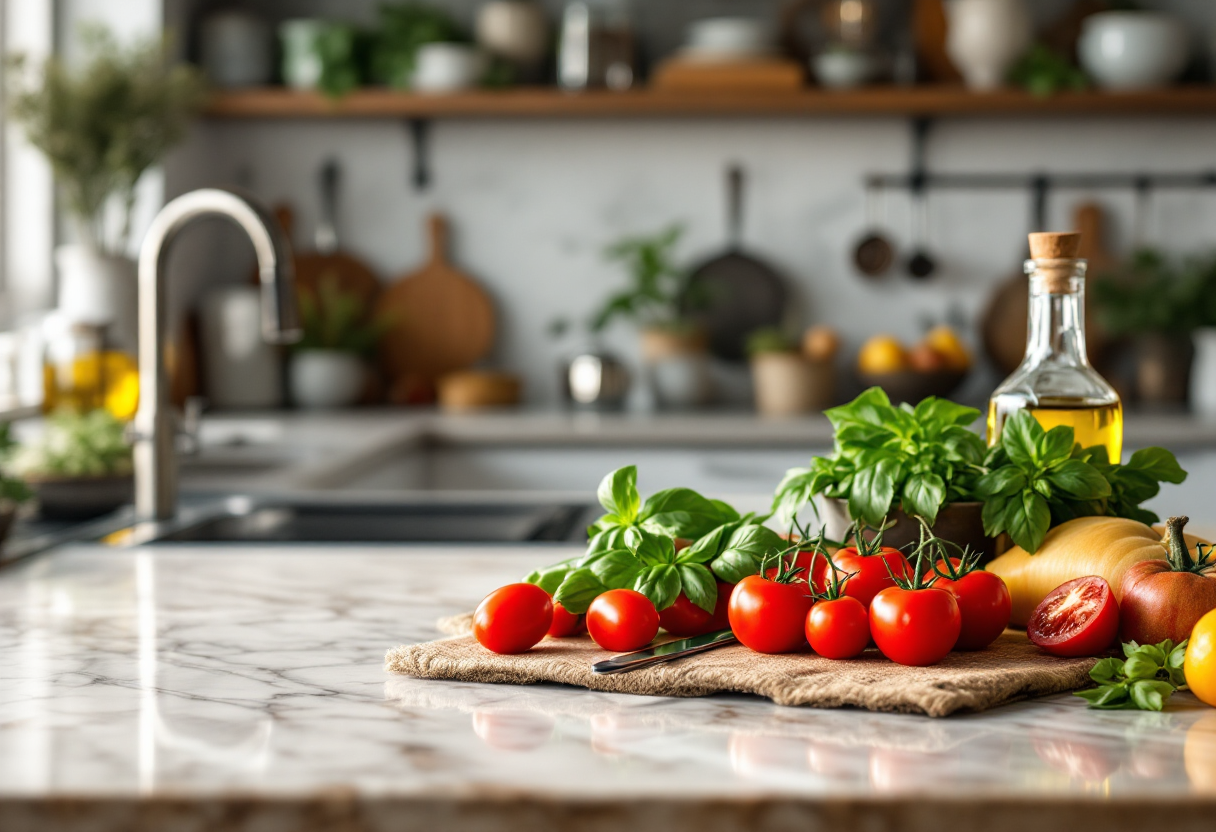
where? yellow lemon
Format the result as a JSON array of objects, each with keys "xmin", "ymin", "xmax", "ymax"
[
  {"xmin": 924, "ymin": 326, "xmax": 971, "ymax": 371},
  {"xmin": 1185, "ymin": 608, "xmax": 1216, "ymax": 708},
  {"xmin": 858, "ymin": 336, "xmax": 907, "ymax": 375}
]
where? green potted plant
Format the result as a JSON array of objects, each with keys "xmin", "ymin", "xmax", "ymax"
[
  {"xmin": 9, "ymin": 409, "xmax": 132, "ymax": 520},
  {"xmin": 6, "ymin": 26, "xmax": 205, "ymax": 354},
  {"xmin": 746, "ymin": 327, "xmax": 833, "ymax": 416},
  {"xmin": 592, "ymin": 225, "xmax": 710, "ymax": 409},
  {"xmin": 0, "ymin": 424, "xmax": 32, "ymax": 546},
  {"xmin": 290, "ymin": 278, "xmax": 390, "ymax": 409}
]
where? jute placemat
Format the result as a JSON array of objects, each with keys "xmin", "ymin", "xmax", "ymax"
[{"xmin": 386, "ymin": 616, "xmax": 1098, "ymax": 718}]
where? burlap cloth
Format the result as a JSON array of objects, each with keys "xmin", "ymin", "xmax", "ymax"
[{"xmin": 385, "ymin": 614, "xmax": 1098, "ymax": 718}]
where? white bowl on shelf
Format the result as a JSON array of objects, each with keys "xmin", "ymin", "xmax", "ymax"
[
  {"xmin": 686, "ymin": 17, "xmax": 773, "ymax": 58},
  {"xmin": 1078, "ymin": 11, "xmax": 1189, "ymax": 91}
]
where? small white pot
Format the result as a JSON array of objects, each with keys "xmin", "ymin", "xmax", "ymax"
[
  {"xmin": 289, "ymin": 350, "xmax": 365, "ymax": 410},
  {"xmin": 279, "ymin": 19, "xmax": 325, "ymax": 90},
  {"xmin": 54, "ymin": 245, "xmax": 138, "ymax": 353},
  {"xmin": 1191, "ymin": 328, "xmax": 1216, "ymax": 417},
  {"xmin": 945, "ymin": 0, "xmax": 1032, "ymax": 91},
  {"xmin": 1079, "ymin": 11, "xmax": 1189, "ymax": 91},
  {"xmin": 476, "ymin": 1, "xmax": 550, "ymax": 67},
  {"xmin": 412, "ymin": 43, "xmax": 488, "ymax": 93}
]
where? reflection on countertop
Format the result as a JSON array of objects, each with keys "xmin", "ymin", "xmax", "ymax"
[{"xmin": 1, "ymin": 545, "xmax": 1215, "ymax": 832}]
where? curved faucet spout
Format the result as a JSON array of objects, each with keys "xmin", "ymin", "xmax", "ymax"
[{"xmin": 133, "ymin": 189, "xmax": 299, "ymax": 520}]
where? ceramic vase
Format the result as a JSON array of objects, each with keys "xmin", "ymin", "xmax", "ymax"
[
  {"xmin": 945, "ymin": 0, "xmax": 1032, "ymax": 91},
  {"xmin": 640, "ymin": 327, "xmax": 712, "ymax": 410},
  {"xmin": 54, "ymin": 245, "xmax": 138, "ymax": 353},
  {"xmin": 289, "ymin": 350, "xmax": 365, "ymax": 409}
]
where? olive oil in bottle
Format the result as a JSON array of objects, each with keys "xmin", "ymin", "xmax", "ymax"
[{"xmin": 987, "ymin": 232, "xmax": 1123, "ymax": 461}]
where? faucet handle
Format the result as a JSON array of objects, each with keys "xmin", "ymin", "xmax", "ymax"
[{"xmin": 176, "ymin": 396, "xmax": 206, "ymax": 456}]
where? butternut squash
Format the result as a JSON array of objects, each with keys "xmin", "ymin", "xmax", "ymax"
[{"xmin": 986, "ymin": 517, "xmax": 1210, "ymax": 627}]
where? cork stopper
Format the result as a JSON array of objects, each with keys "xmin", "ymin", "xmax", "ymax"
[{"xmin": 1027, "ymin": 231, "xmax": 1085, "ymax": 293}]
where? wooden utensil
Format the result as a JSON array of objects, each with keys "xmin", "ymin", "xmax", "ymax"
[
  {"xmin": 287, "ymin": 160, "xmax": 381, "ymax": 306},
  {"xmin": 681, "ymin": 164, "xmax": 788, "ymax": 362},
  {"xmin": 651, "ymin": 57, "xmax": 804, "ymax": 90},
  {"xmin": 437, "ymin": 370, "xmax": 521, "ymax": 411},
  {"xmin": 376, "ymin": 214, "xmax": 496, "ymax": 383},
  {"xmin": 981, "ymin": 201, "xmax": 1115, "ymax": 376}
]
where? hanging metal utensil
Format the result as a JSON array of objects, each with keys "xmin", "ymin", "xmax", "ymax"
[
  {"xmin": 906, "ymin": 176, "xmax": 936, "ymax": 279},
  {"xmin": 853, "ymin": 179, "xmax": 896, "ymax": 278}
]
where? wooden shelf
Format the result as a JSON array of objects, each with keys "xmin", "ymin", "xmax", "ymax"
[{"xmin": 203, "ymin": 86, "xmax": 1216, "ymax": 120}]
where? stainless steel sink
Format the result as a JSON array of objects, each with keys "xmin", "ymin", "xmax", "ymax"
[{"xmin": 109, "ymin": 495, "xmax": 598, "ymax": 546}]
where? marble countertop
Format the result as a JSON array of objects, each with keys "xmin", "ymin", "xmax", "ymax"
[{"xmin": 3, "ymin": 543, "xmax": 1216, "ymax": 832}]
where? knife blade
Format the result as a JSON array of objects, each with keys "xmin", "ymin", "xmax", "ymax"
[{"xmin": 591, "ymin": 629, "xmax": 737, "ymax": 675}]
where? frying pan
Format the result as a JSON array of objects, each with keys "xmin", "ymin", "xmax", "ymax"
[{"xmin": 681, "ymin": 164, "xmax": 788, "ymax": 362}]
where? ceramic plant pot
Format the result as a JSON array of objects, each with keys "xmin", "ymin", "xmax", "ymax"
[
  {"xmin": 1079, "ymin": 11, "xmax": 1188, "ymax": 91},
  {"xmin": 750, "ymin": 353, "xmax": 835, "ymax": 416},
  {"xmin": 289, "ymin": 350, "xmax": 365, "ymax": 409},
  {"xmin": 945, "ymin": 0, "xmax": 1032, "ymax": 91},
  {"xmin": 55, "ymin": 245, "xmax": 138, "ymax": 353},
  {"xmin": 820, "ymin": 497, "xmax": 998, "ymax": 562},
  {"xmin": 640, "ymin": 327, "xmax": 712, "ymax": 410}
]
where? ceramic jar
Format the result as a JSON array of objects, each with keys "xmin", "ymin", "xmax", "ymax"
[
  {"xmin": 640, "ymin": 327, "xmax": 711, "ymax": 410},
  {"xmin": 750, "ymin": 353, "xmax": 835, "ymax": 416},
  {"xmin": 412, "ymin": 44, "xmax": 487, "ymax": 93},
  {"xmin": 54, "ymin": 245, "xmax": 138, "ymax": 353},
  {"xmin": 476, "ymin": 1, "xmax": 550, "ymax": 70},
  {"xmin": 1079, "ymin": 11, "xmax": 1189, "ymax": 91},
  {"xmin": 289, "ymin": 350, "xmax": 365, "ymax": 409},
  {"xmin": 945, "ymin": 0, "xmax": 1032, "ymax": 91}
]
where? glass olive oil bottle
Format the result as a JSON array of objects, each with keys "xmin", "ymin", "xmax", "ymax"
[{"xmin": 987, "ymin": 231, "xmax": 1123, "ymax": 460}]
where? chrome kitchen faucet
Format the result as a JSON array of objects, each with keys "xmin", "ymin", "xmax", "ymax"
[{"xmin": 133, "ymin": 189, "xmax": 300, "ymax": 520}]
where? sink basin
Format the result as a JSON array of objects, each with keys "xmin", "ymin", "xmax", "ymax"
[{"xmin": 125, "ymin": 496, "xmax": 598, "ymax": 545}]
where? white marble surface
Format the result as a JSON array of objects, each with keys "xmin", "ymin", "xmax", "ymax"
[{"xmin": 2, "ymin": 542, "xmax": 1215, "ymax": 829}]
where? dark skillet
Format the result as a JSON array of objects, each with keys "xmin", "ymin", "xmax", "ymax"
[{"xmin": 680, "ymin": 164, "xmax": 788, "ymax": 362}]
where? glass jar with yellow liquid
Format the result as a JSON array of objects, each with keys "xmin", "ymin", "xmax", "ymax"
[
  {"xmin": 43, "ymin": 322, "xmax": 140, "ymax": 420},
  {"xmin": 987, "ymin": 231, "xmax": 1123, "ymax": 461}
]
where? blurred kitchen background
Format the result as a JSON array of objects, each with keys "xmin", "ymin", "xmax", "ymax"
[{"xmin": 4, "ymin": 0, "xmax": 1216, "ymax": 549}]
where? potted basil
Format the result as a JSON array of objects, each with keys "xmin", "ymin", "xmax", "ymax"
[{"xmin": 290, "ymin": 279, "xmax": 390, "ymax": 409}]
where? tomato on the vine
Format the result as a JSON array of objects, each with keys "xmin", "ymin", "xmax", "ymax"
[
  {"xmin": 659, "ymin": 581, "xmax": 733, "ymax": 637},
  {"xmin": 931, "ymin": 556, "xmax": 1011, "ymax": 651},
  {"xmin": 870, "ymin": 586, "xmax": 961, "ymax": 666},
  {"xmin": 587, "ymin": 589, "xmax": 659, "ymax": 652},
  {"xmin": 831, "ymin": 533, "xmax": 910, "ymax": 609},
  {"xmin": 547, "ymin": 601, "xmax": 585, "ymax": 637},
  {"xmin": 802, "ymin": 543, "xmax": 870, "ymax": 659},
  {"xmin": 1027, "ymin": 576, "xmax": 1119, "ymax": 658},
  {"xmin": 473, "ymin": 583, "xmax": 554, "ymax": 654},
  {"xmin": 729, "ymin": 552, "xmax": 814, "ymax": 654}
]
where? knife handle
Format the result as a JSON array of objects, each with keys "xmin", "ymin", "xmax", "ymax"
[{"xmin": 591, "ymin": 630, "xmax": 737, "ymax": 675}]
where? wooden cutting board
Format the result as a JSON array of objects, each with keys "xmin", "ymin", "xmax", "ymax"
[
  {"xmin": 376, "ymin": 214, "xmax": 496, "ymax": 382},
  {"xmin": 262, "ymin": 205, "xmax": 381, "ymax": 306},
  {"xmin": 981, "ymin": 202, "xmax": 1115, "ymax": 376}
]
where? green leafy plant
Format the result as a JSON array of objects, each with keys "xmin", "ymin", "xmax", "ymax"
[
  {"xmin": 1009, "ymin": 44, "xmax": 1088, "ymax": 97},
  {"xmin": 6, "ymin": 25, "xmax": 205, "ymax": 255},
  {"xmin": 772, "ymin": 388, "xmax": 988, "ymax": 528},
  {"xmin": 1092, "ymin": 249, "xmax": 1216, "ymax": 336},
  {"xmin": 371, "ymin": 2, "xmax": 468, "ymax": 89},
  {"xmin": 524, "ymin": 465, "xmax": 779, "ymax": 614},
  {"xmin": 295, "ymin": 278, "xmax": 391, "ymax": 357},
  {"xmin": 589, "ymin": 225, "xmax": 703, "ymax": 334},
  {"xmin": 1075, "ymin": 639, "xmax": 1188, "ymax": 711},
  {"xmin": 976, "ymin": 410, "xmax": 1186, "ymax": 553},
  {"xmin": 11, "ymin": 409, "xmax": 132, "ymax": 479},
  {"xmin": 0, "ymin": 424, "xmax": 32, "ymax": 504},
  {"xmin": 315, "ymin": 24, "xmax": 372, "ymax": 99},
  {"xmin": 746, "ymin": 327, "xmax": 797, "ymax": 356}
]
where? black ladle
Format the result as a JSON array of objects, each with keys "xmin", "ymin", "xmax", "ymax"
[
  {"xmin": 906, "ymin": 181, "xmax": 936, "ymax": 280},
  {"xmin": 853, "ymin": 182, "xmax": 895, "ymax": 278}
]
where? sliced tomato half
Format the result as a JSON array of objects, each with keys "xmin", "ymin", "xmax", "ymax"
[{"xmin": 1027, "ymin": 576, "xmax": 1119, "ymax": 658}]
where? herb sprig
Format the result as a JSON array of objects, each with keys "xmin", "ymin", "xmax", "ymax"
[{"xmin": 1075, "ymin": 639, "xmax": 1189, "ymax": 711}]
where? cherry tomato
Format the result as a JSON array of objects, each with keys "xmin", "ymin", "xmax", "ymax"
[
  {"xmin": 833, "ymin": 546, "xmax": 910, "ymax": 609},
  {"xmin": 1027, "ymin": 576, "xmax": 1119, "ymax": 658},
  {"xmin": 587, "ymin": 589, "xmax": 659, "ymax": 652},
  {"xmin": 805, "ymin": 596, "xmax": 870, "ymax": 659},
  {"xmin": 869, "ymin": 586, "xmax": 961, "ymax": 666},
  {"xmin": 473, "ymin": 583, "xmax": 554, "ymax": 654},
  {"xmin": 933, "ymin": 570, "xmax": 1012, "ymax": 651},
  {"xmin": 659, "ymin": 581, "xmax": 734, "ymax": 637},
  {"xmin": 728, "ymin": 575, "xmax": 814, "ymax": 654},
  {"xmin": 547, "ymin": 601, "xmax": 584, "ymax": 637}
]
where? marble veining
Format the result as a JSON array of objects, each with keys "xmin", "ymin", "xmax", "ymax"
[{"xmin": 2, "ymin": 544, "xmax": 1215, "ymax": 810}]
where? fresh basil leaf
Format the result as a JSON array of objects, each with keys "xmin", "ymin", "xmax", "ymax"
[
  {"xmin": 1038, "ymin": 425, "xmax": 1076, "ymax": 466},
  {"xmin": 1125, "ymin": 447, "xmax": 1188, "ymax": 484},
  {"xmin": 976, "ymin": 466, "xmax": 1027, "ymax": 498},
  {"xmin": 1137, "ymin": 642, "xmax": 1168, "ymax": 667},
  {"xmin": 1008, "ymin": 490, "xmax": 1051, "ymax": 553},
  {"xmin": 553, "ymin": 568, "xmax": 609, "ymax": 615},
  {"xmin": 1075, "ymin": 684, "xmax": 1131, "ymax": 708},
  {"xmin": 848, "ymin": 456, "xmax": 902, "ymax": 527},
  {"xmin": 1123, "ymin": 653, "xmax": 1160, "ymax": 681},
  {"xmin": 634, "ymin": 564, "xmax": 682, "ymax": 611},
  {"xmin": 1001, "ymin": 410, "xmax": 1045, "ymax": 469},
  {"xmin": 678, "ymin": 519, "xmax": 746, "ymax": 564},
  {"xmin": 639, "ymin": 487, "xmax": 736, "ymax": 540},
  {"xmin": 824, "ymin": 386, "xmax": 893, "ymax": 430},
  {"xmin": 902, "ymin": 472, "xmax": 946, "ymax": 525},
  {"xmin": 587, "ymin": 548, "xmax": 645, "ymax": 589},
  {"xmin": 1047, "ymin": 459, "xmax": 1112, "ymax": 500},
  {"xmin": 586, "ymin": 525, "xmax": 629, "ymax": 556},
  {"xmin": 1089, "ymin": 657, "xmax": 1124, "ymax": 685},
  {"xmin": 913, "ymin": 397, "xmax": 982, "ymax": 428},
  {"xmin": 597, "ymin": 466, "xmax": 640, "ymax": 522},
  {"xmin": 710, "ymin": 523, "xmax": 785, "ymax": 584},
  {"xmin": 942, "ymin": 426, "xmax": 986, "ymax": 464},
  {"xmin": 1168, "ymin": 640, "xmax": 1188, "ymax": 669},
  {"xmin": 625, "ymin": 527, "xmax": 676, "ymax": 566},
  {"xmin": 677, "ymin": 563, "xmax": 718, "ymax": 613},
  {"xmin": 981, "ymin": 493, "xmax": 1010, "ymax": 538},
  {"xmin": 1122, "ymin": 641, "xmax": 1141, "ymax": 659},
  {"xmin": 524, "ymin": 558, "xmax": 579, "ymax": 595},
  {"xmin": 1129, "ymin": 679, "xmax": 1175, "ymax": 712}
]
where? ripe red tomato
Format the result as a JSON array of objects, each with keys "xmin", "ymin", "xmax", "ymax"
[
  {"xmin": 1027, "ymin": 576, "xmax": 1119, "ymax": 658},
  {"xmin": 805, "ymin": 596, "xmax": 870, "ymax": 659},
  {"xmin": 728, "ymin": 575, "xmax": 814, "ymax": 654},
  {"xmin": 587, "ymin": 589, "xmax": 659, "ymax": 652},
  {"xmin": 473, "ymin": 583, "xmax": 554, "ymax": 654},
  {"xmin": 659, "ymin": 581, "xmax": 734, "ymax": 637},
  {"xmin": 869, "ymin": 586, "xmax": 961, "ymax": 666},
  {"xmin": 833, "ymin": 546, "xmax": 910, "ymax": 609},
  {"xmin": 767, "ymin": 550, "xmax": 831, "ymax": 591},
  {"xmin": 547, "ymin": 601, "xmax": 584, "ymax": 637},
  {"xmin": 933, "ymin": 570, "xmax": 1012, "ymax": 651}
]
